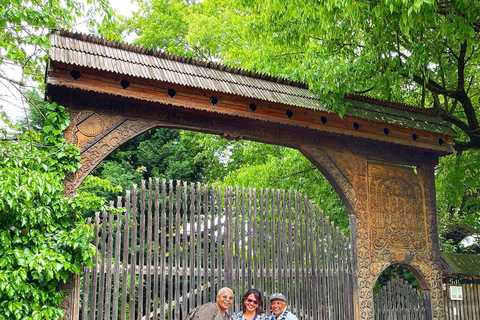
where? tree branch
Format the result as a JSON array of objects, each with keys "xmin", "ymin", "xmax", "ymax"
[{"xmin": 457, "ymin": 40, "xmax": 467, "ymax": 91}]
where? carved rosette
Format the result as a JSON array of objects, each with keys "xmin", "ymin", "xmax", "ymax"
[{"xmin": 65, "ymin": 117, "xmax": 156, "ymax": 193}]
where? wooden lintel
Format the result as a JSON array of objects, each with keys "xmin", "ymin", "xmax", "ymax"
[{"xmin": 47, "ymin": 63, "xmax": 455, "ymax": 155}]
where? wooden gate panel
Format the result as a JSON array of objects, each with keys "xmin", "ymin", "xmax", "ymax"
[{"xmin": 80, "ymin": 179, "xmax": 354, "ymax": 319}]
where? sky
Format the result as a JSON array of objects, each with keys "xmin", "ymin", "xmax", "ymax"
[{"xmin": 0, "ymin": 0, "xmax": 138, "ymax": 125}]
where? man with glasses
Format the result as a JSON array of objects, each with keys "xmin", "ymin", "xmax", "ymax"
[
  {"xmin": 268, "ymin": 293, "xmax": 298, "ymax": 320},
  {"xmin": 184, "ymin": 287, "xmax": 234, "ymax": 320}
]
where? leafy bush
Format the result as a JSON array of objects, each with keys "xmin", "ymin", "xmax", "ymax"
[{"xmin": 0, "ymin": 102, "xmax": 105, "ymax": 319}]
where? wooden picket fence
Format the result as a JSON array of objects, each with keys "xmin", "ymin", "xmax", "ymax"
[
  {"xmin": 443, "ymin": 279, "xmax": 480, "ymax": 319},
  {"xmin": 80, "ymin": 179, "xmax": 354, "ymax": 320},
  {"xmin": 374, "ymin": 276, "xmax": 426, "ymax": 320}
]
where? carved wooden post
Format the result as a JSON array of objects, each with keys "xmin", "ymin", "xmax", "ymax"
[
  {"xmin": 58, "ymin": 274, "xmax": 80, "ymax": 320},
  {"xmin": 301, "ymin": 145, "xmax": 445, "ymax": 320}
]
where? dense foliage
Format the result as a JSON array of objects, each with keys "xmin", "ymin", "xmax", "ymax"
[
  {"xmin": 123, "ymin": 0, "xmax": 479, "ymax": 250},
  {"xmin": 0, "ymin": 102, "xmax": 103, "ymax": 319},
  {"xmin": 0, "ymin": 1, "xmax": 119, "ymax": 318},
  {"xmin": 127, "ymin": 0, "xmax": 480, "ymax": 151}
]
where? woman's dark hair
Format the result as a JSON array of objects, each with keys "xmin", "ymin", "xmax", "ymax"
[{"xmin": 241, "ymin": 288, "xmax": 265, "ymax": 315}]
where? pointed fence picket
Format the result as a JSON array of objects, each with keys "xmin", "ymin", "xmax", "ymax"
[{"xmin": 80, "ymin": 179, "xmax": 354, "ymax": 319}]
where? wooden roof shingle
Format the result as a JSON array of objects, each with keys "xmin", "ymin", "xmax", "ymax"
[{"xmin": 48, "ymin": 31, "xmax": 457, "ymax": 137}]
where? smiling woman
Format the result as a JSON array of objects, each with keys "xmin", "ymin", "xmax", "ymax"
[{"xmin": 231, "ymin": 289, "xmax": 267, "ymax": 320}]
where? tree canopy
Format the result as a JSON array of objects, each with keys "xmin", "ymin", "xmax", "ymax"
[
  {"xmin": 123, "ymin": 0, "xmax": 479, "ymax": 249},
  {"xmin": 127, "ymin": 0, "xmax": 480, "ymax": 151}
]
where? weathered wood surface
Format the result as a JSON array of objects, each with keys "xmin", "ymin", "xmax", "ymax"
[
  {"xmin": 443, "ymin": 280, "xmax": 480, "ymax": 320},
  {"xmin": 80, "ymin": 179, "xmax": 354, "ymax": 319},
  {"xmin": 374, "ymin": 277, "xmax": 426, "ymax": 320}
]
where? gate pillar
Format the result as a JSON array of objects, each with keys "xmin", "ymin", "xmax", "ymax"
[{"xmin": 301, "ymin": 144, "xmax": 445, "ymax": 320}]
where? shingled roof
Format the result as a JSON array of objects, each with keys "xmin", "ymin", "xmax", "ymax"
[
  {"xmin": 441, "ymin": 253, "xmax": 480, "ymax": 278},
  {"xmin": 48, "ymin": 31, "xmax": 457, "ymax": 137}
]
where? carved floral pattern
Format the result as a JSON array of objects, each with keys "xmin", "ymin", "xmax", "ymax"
[{"xmin": 368, "ymin": 163, "xmax": 427, "ymax": 253}]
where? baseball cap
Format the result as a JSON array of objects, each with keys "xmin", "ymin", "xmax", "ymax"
[{"xmin": 269, "ymin": 293, "xmax": 287, "ymax": 302}]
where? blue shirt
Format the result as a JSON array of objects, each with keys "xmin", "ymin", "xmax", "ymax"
[{"xmin": 268, "ymin": 309, "xmax": 298, "ymax": 320}]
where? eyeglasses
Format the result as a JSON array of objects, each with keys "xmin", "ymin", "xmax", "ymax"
[
  {"xmin": 220, "ymin": 295, "xmax": 234, "ymax": 301},
  {"xmin": 246, "ymin": 298, "xmax": 259, "ymax": 305}
]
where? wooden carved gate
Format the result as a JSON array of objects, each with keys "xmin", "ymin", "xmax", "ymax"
[
  {"xmin": 374, "ymin": 277, "xmax": 426, "ymax": 320},
  {"xmin": 80, "ymin": 179, "xmax": 353, "ymax": 320}
]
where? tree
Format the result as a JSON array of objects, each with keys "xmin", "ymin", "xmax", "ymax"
[
  {"xmin": 0, "ymin": 0, "xmax": 119, "ymax": 125},
  {"xmin": 127, "ymin": 0, "xmax": 480, "ymax": 151},
  {"xmin": 0, "ymin": 1, "xmax": 122, "ymax": 318},
  {"xmin": 220, "ymin": 141, "xmax": 349, "ymax": 232},
  {"xmin": 124, "ymin": 0, "xmax": 479, "ymax": 250},
  {"xmin": 92, "ymin": 129, "xmax": 229, "ymax": 201}
]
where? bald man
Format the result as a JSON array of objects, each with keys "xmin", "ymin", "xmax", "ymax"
[{"xmin": 185, "ymin": 287, "xmax": 233, "ymax": 320}]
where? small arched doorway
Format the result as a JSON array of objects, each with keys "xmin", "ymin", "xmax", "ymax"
[{"xmin": 374, "ymin": 263, "xmax": 432, "ymax": 319}]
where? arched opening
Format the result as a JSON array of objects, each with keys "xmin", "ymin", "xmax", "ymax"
[
  {"xmin": 374, "ymin": 264, "xmax": 431, "ymax": 319},
  {"xmin": 79, "ymin": 126, "xmax": 353, "ymax": 319}
]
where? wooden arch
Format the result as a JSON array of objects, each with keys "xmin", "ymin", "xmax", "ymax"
[{"xmin": 47, "ymin": 31, "xmax": 456, "ymax": 320}]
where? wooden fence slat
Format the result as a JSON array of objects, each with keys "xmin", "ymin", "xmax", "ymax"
[
  {"xmin": 103, "ymin": 213, "xmax": 114, "ymax": 320},
  {"xmin": 81, "ymin": 218, "xmax": 92, "ymax": 320},
  {"xmin": 89, "ymin": 212, "xmax": 100, "ymax": 320},
  {"xmin": 174, "ymin": 181, "xmax": 181, "ymax": 319},
  {"xmin": 120, "ymin": 191, "xmax": 131, "ymax": 320},
  {"xmin": 167, "ymin": 180, "xmax": 174, "ymax": 320},
  {"xmin": 225, "ymin": 186, "xmax": 233, "ymax": 290},
  {"xmin": 188, "ymin": 183, "xmax": 196, "ymax": 313},
  {"xmin": 293, "ymin": 191, "xmax": 300, "ymax": 315},
  {"xmin": 159, "ymin": 180, "xmax": 167, "ymax": 320},
  {"xmin": 137, "ymin": 182, "xmax": 146, "ymax": 320},
  {"xmin": 216, "ymin": 186, "xmax": 223, "ymax": 293},
  {"xmin": 281, "ymin": 190, "xmax": 287, "ymax": 297},
  {"xmin": 111, "ymin": 198, "xmax": 122, "ymax": 320},
  {"xmin": 259, "ymin": 189, "xmax": 265, "ymax": 296},
  {"xmin": 202, "ymin": 185, "xmax": 209, "ymax": 304},
  {"xmin": 181, "ymin": 181, "xmax": 188, "ymax": 318},
  {"xmin": 253, "ymin": 188, "xmax": 259, "ymax": 290},
  {"xmin": 97, "ymin": 211, "xmax": 108, "ymax": 320},
  {"xmin": 153, "ymin": 179, "xmax": 160, "ymax": 320},
  {"xmin": 308, "ymin": 201, "xmax": 316, "ymax": 320},
  {"xmin": 287, "ymin": 191, "xmax": 294, "ymax": 312},
  {"xmin": 209, "ymin": 186, "xmax": 216, "ymax": 301},
  {"xmin": 298, "ymin": 195, "xmax": 305, "ymax": 319},
  {"xmin": 129, "ymin": 185, "xmax": 138, "ymax": 320},
  {"xmin": 264, "ymin": 189, "xmax": 271, "ymax": 313},
  {"xmin": 240, "ymin": 187, "xmax": 247, "ymax": 294},
  {"xmin": 145, "ymin": 179, "xmax": 153, "ymax": 320},
  {"xmin": 195, "ymin": 183, "xmax": 202, "ymax": 307},
  {"xmin": 247, "ymin": 188, "xmax": 253, "ymax": 290},
  {"xmin": 270, "ymin": 189, "xmax": 276, "ymax": 295},
  {"xmin": 234, "ymin": 186, "xmax": 241, "ymax": 310}
]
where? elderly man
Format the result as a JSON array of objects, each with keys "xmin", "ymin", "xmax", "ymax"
[
  {"xmin": 268, "ymin": 293, "xmax": 298, "ymax": 320},
  {"xmin": 185, "ymin": 287, "xmax": 234, "ymax": 320}
]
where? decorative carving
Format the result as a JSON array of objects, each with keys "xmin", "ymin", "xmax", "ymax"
[
  {"xmin": 368, "ymin": 163, "xmax": 427, "ymax": 253},
  {"xmin": 300, "ymin": 146, "xmax": 357, "ymax": 211},
  {"xmin": 75, "ymin": 110, "xmax": 104, "ymax": 137},
  {"xmin": 352, "ymin": 161, "xmax": 444, "ymax": 320}
]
